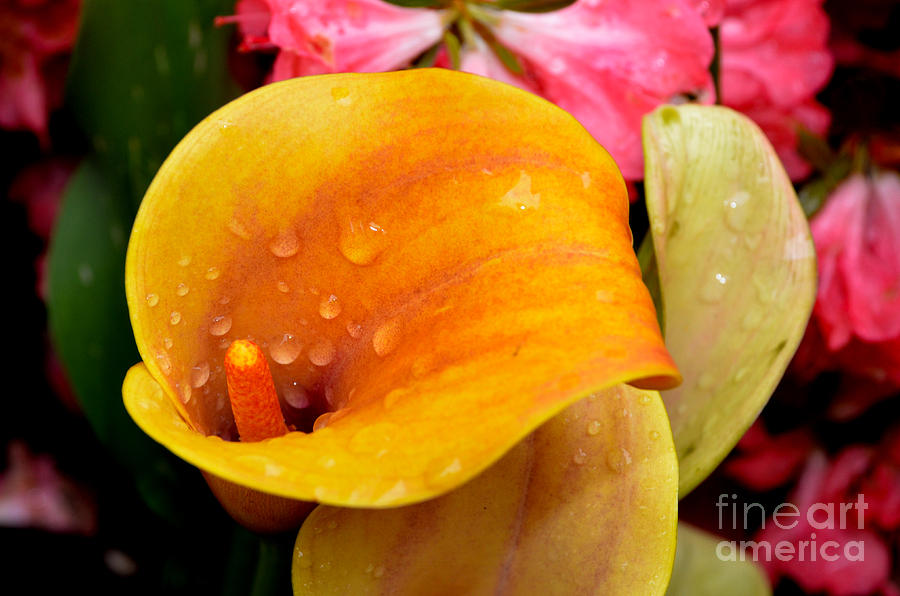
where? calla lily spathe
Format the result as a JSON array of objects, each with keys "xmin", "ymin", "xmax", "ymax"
[{"xmin": 122, "ymin": 69, "xmax": 679, "ymax": 511}]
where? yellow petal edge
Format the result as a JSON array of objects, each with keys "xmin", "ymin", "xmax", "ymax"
[{"xmin": 123, "ymin": 69, "xmax": 679, "ymax": 508}]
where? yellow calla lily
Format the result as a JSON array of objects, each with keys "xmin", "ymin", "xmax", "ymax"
[{"xmin": 122, "ymin": 69, "xmax": 679, "ymax": 528}]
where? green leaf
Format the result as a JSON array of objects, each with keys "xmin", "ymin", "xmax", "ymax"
[
  {"xmin": 443, "ymin": 31, "xmax": 461, "ymax": 70},
  {"xmin": 46, "ymin": 159, "xmax": 196, "ymax": 522},
  {"xmin": 666, "ymin": 523, "xmax": 771, "ymax": 596},
  {"xmin": 642, "ymin": 105, "xmax": 816, "ymax": 497},
  {"xmin": 491, "ymin": 0, "xmax": 577, "ymax": 12},
  {"xmin": 66, "ymin": 0, "xmax": 240, "ymax": 211},
  {"xmin": 381, "ymin": 0, "xmax": 446, "ymax": 7}
]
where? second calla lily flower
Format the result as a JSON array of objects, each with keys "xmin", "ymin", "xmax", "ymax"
[{"xmin": 121, "ymin": 69, "xmax": 679, "ymax": 523}]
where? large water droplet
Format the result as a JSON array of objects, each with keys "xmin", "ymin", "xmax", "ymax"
[
  {"xmin": 178, "ymin": 383, "xmax": 192, "ymax": 404},
  {"xmin": 155, "ymin": 350, "xmax": 172, "ymax": 375},
  {"xmin": 586, "ymin": 420, "xmax": 602, "ymax": 436},
  {"xmin": 319, "ymin": 294, "xmax": 341, "ymax": 319},
  {"xmin": 330, "ymin": 86, "xmax": 352, "ymax": 106},
  {"xmin": 283, "ymin": 382, "xmax": 310, "ymax": 409},
  {"xmin": 308, "ymin": 339, "xmax": 335, "ymax": 366},
  {"xmin": 724, "ymin": 191, "xmax": 751, "ymax": 232},
  {"xmin": 190, "ymin": 362, "xmax": 210, "ymax": 387},
  {"xmin": 176, "ymin": 283, "xmax": 189, "ymax": 296},
  {"xmin": 170, "ymin": 311, "xmax": 181, "ymax": 325},
  {"xmin": 209, "ymin": 314, "xmax": 232, "ymax": 336},
  {"xmin": 177, "ymin": 255, "xmax": 191, "ymax": 267},
  {"xmin": 163, "ymin": 337, "xmax": 173, "ymax": 349},
  {"xmin": 649, "ymin": 430, "xmax": 661, "ymax": 441},
  {"xmin": 269, "ymin": 228, "xmax": 299, "ymax": 258},
  {"xmin": 146, "ymin": 293, "xmax": 159, "ymax": 307},
  {"xmin": 338, "ymin": 220, "xmax": 387, "ymax": 265},
  {"xmin": 276, "ymin": 280, "xmax": 290, "ymax": 293},
  {"xmin": 699, "ymin": 272, "xmax": 728, "ymax": 303},
  {"xmin": 205, "ymin": 267, "xmax": 220, "ymax": 280},
  {"xmin": 372, "ymin": 319, "xmax": 400, "ymax": 357},
  {"xmin": 270, "ymin": 333, "xmax": 302, "ymax": 364}
]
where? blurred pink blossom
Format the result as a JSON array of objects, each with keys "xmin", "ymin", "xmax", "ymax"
[
  {"xmin": 0, "ymin": 0, "xmax": 81, "ymax": 143},
  {"xmin": 230, "ymin": 0, "xmax": 716, "ymax": 181},
  {"xmin": 720, "ymin": 0, "xmax": 834, "ymax": 180},
  {"xmin": 0, "ymin": 441, "xmax": 96, "ymax": 535}
]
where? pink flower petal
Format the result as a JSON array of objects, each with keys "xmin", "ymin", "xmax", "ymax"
[
  {"xmin": 491, "ymin": 0, "xmax": 714, "ymax": 180},
  {"xmin": 265, "ymin": 0, "xmax": 448, "ymax": 76}
]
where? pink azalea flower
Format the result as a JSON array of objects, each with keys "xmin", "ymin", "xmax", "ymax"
[
  {"xmin": 812, "ymin": 172, "xmax": 900, "ymax": 351},
  {"xmin": 264, "ymin": 0, "xmax": 450, "ymax": 77},
  {"xmin": 0, "ymin": 0, "xmax": 81, "ymax": 142},
  {"xmin": 724, "ymin": 419, "xmax": 816, "ymax": 491},
  {"xmin": 231, "ymin": 0, "xmax": 716, "ymax": 181},
  {"xmin": 490, "ymin": 0, "xmax": 715, "ymax": 180},
  {"xmin": 719, "ymin": 0, "xmax": 834, "ymax": 180},
  {"xmin": 756, "ymin": 450, "xmax": 893, "ymax": 596}
]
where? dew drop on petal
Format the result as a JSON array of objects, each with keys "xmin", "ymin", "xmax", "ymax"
[
  {"xmin": 163, "ymin": 337, "xmax": 173, "ymax": 349},
  {"xmin": 586, "ymin": 420, "xmax": 602, "ymax": 436},
  {"xmin": 606, "ymin": 447, "xmax": 633, "ymax": 473},
  {"xmin": 178, "ymin": 383, "xmax": 192, "ymax": 404},
  {"xmin": 190, "ymin": 362, "xmax": 210, "ymax": 388},
  {"xmin": 277, "ymin": 280, "xmax": 290, "ymax": 293},
  {"xmin": 209, "ymin": 315, "xmax": 232, "ymax": 336},
  {"xmin": 270, "ymin": 333, "xmax": 302, "ymax": 364},
  {"xmin": 177, "ymin": 255, "xmax": 191, "ymax": 267},
  {"xmin": 170, "ymin": 311, "xmax": 181, "ymax": 325},
  {"xmin": 723, "ymin": 190, "xmax": 751, "ymax": 232},
  {"xmin": 649, "ymin": 430, "xmax": 661, "ymax": 441},
  {"xmin": 699, "ymin": 272, "xmax": 728, "ymax": 303},
  {"xmin": 346, "ymin": 321, "xmax": 363, "ymax": 338},
  {"xmin": 269, "ymin": 228, "xmax": 299, "ymax": 258},
  {"xmin": 372, "ymin": 319, "xmax": 400, "ymax": 357},
  {"xmin": 283, "ymin": 382, "xmax": 310, "ymax": 409},
  {"xmin": 319, "ymin": 294, "xmax": 341, "ymax": 319},
  {"xmin": 228, "ymin": 217, "xmax": 251, "ymax": 240},
  {"xmin": 146, "ymin": 293, "xmax": 159, "ymax": 307},
  {"xmin": 205, "ymin": 267, "xmax": 220, "ymax": 280},
  {"xmin": 313, "ymin": 412, "xmax": 333, "ymax": 431},
  {"xmin": 176, "ymin": 283, "xmax": 189, "ymax": 296},
  {"xmin": 155, "ymin": 351, "xmax": 172, "ymax": 375},
  {"xmin": 308, "ymin": 339, "xmax": 336, "ymax": 366},
  {"xmin": 338, "ymin": 220, "xmax": 387, "ymax": 265},
  {"xmin": 573, "ymin": 448, "xmax": 588, "ymax": 465}
]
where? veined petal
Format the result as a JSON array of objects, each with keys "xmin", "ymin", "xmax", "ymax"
[
  {"xmin": 266, "ymin": 0, "xmax": 448, "ymax": 74},
  {"xmin": 642, "ymin": 105, "xmax": 816, "ymax": 496},
  {"xmin": 292, "ymin": 385, "xmax": 678, "ymax": 595},
  {"xmin": 123, "ymin": 69, "xmax": 678, "ymax": 507},
  {"xmin": 491, "ymin": 0, "xmax": 715, "ymax": 180}
]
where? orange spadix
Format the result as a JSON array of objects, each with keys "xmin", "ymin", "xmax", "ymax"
[{"xmin": 224, "ymin": 339, "xmax": 289, "ymax": 442}]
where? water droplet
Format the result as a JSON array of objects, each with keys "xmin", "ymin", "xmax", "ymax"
[
  {"xmin": 346, "ymin": 321, "xmax": 363, "ymax": 338},
  {"xmin": 723, "ymin": 191, "xmax": 751, "ymax": 231},
  {"xmin": 312, "ymin": 412, "xmax": 333, "ymax": 431},
  {"xmin": 296, "ymin": 550, "xmax": 312, "ymax": 569},
  {"xmin": 308, "ymin": 339, "xmax": 335, "ymax": 366},
  {"xmin": 270, "ymin": 333, "xmax": 302, "ymax": 364},
  {"xmin": 146, "ymin": 293, "xmax": 159, "ymax": 307},
  {"xmin": 170, "ymin": 311, "xmax": 181, "ymax": 325},
  {"xmin": 228, "ymin": 217, "xmax": 251, "ymax": 240},
  {"xmin": 269, "ymin": 228, "xmax": 299, "ymax": 258},
  {"xmin": 638, "ymin": 393, "xmax": 652, "ymax": 405},
  {"xmin": 573, "ymin": 448, "xmax": 588, "ymax": 465},
  {"xmin": 190, "ymin": 362, "xmax": 210, "ymax": 387},
  {"xmin": 425, "ymin": 456, "xmax": 463, "ymax": 488},
  {"xmin": 155, "ymin": 350, "xmax": 172, "ymax": 375},
  {"xmin": 649, "ymin": 430, "xmax": 661, "ymax": 441},
  {"xmin": 581, "ymin": 171, "xmax": 591, "ymax": 189},
  {"xmin": 163, "ymin": 337, "xmax": 173, "ymax": 349},
  {"xmin": 284, "ymin": 382, "xmax": 310, "ymax": 409},
  {"xmin": 700, "ymin": 272, "xmax": 729, "ymax": 303},
  {"xmin": 176, "ymin": 283, "xmax": 189, "ymax": 296},
  {"xmin": 338, "ymin": 220, "xmax": 387, "ymax": 265},
  {"xmin": 277, "ymin": 280, "xmax": 290, "ymax": 293},
  {"xmin": 178, "ymin": 383, "xmax": 192, "ymax": 404},
  {"xmin": 330, "ymin": 86, "xmax": 352, "ymax": 106},
  {"xmin": 606, "ymin": 447, "xmax": 632, "ymax": 473},
  {"xmin": 372, "ymin": 319, "xmax": 400, "ymax": 357},
  {"xmin": 319, "ymin": 295, "xmax": 341, "ymax": 319},
  {"xmin": 209, "ymin": 315, "xmax": 232, "ymax": 336},
  {"xmin": 177, "ymin": 255, "xmax": 191, "ymax": 267},
  {"xmin": 205, "ymin": 267, "xmax": 220, "ymax": 280},
  {"xmin": 499, "ymin": 171, "xmax": 540, "ymax": 210}
]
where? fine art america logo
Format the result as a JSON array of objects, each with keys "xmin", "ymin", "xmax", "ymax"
[{"xmin": 715, "ymin": 493, "xmax": 868, "ymax": 562}]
